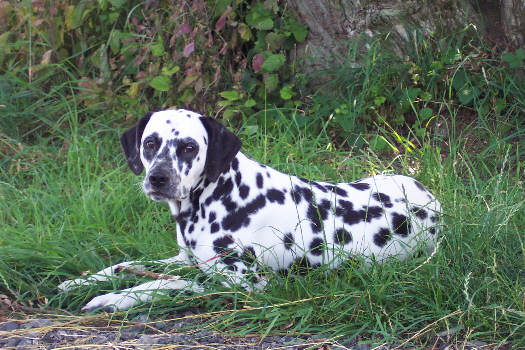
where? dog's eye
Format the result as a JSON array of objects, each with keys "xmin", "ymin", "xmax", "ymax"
[
  {"xmin": 183, "ymin": 144, "xmax": 196, "ymax": 153},
  {"xmin": 144, "ymin": 140, "xmax": 157, "ymax": 150}
]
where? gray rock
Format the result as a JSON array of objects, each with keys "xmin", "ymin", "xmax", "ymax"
[
  {"xmin": 21, "ymin": 318, "xmax": 54, "ymax": 329},
  {"xmin": 4, "ymin": 337, "xmax": 22, "ymax": 347},
  {"xmin": 0, "ymin": 321, "xmax": 20, "ymax": 331}
]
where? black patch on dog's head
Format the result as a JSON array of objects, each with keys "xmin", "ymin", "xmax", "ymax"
[{"xmin": 120, "ymin": 112, "xmax": 153, "ymax": 175}]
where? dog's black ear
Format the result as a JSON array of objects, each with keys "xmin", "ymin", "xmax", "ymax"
[
  {"xmin": 120, "ymin": 112, "xmax": 153, "ymax": 175},
  {"xmin": 200, "ymin": 116, "xmax": 242, "ymax": 182}
]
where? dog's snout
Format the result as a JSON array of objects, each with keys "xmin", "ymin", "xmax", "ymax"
[{"xmin": 149, "ymin": 172, "xmax": 169, "ymax": 189}]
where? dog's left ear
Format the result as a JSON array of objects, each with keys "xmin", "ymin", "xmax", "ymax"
[
  {"xmin": 120, "ymin": 112, "xmax": 153, "ymax": 175},
  {"xmin": 200, "ymin": 116, "xmax": 242, "ymax": 182}
]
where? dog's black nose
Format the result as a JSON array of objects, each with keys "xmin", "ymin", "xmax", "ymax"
[{"xmin": 149, "ymin": 172, "xmax": 169, "ymax": 189}]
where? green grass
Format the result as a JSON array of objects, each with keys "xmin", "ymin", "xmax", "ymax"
[{"xmin": 1, "ymin": 48, "xmax": 524, "ymax": 348}]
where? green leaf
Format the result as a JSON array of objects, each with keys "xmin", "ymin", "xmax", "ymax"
[
  {"xmin": 219, "ymin": 90, "xmax": 241, "ymax": 101},
  {"xmin": 149, "ymin": 76, "xmax": 171, "ymax": 91},
  {"xmin": 266, "ymin": 32, "xmax": 285, "ymax": 50},
  {"xmin": 406, "ymin": 87, "xmax": 421, "ymax": 100},
  {"xmin": 161, "ymin": 65, "xmax": 180, "ymax": 76},
  {"xmin": 109, "ymin": 30, "xmax": 121, "ymax": 55},
  {"xmin": 419, "ymin": 108, "xmax": 433, "ymax": 120},
  {"xmin": 108, "ymin": 0, "xmax": 127, "ymax": 9},
  {"xmin": 502, "ymin": 48, "xmax": 525, "ymax": 68},
  {"xmin": 244, "ymin": 99, "xmax": 256, "ymax": 107},
  {"xmin": 151, "ymin": 38, "xmax": 164, "ymax": 57},
  {"xmin": 246, "ymin": 4, "xmax": 273, "ymax": 30},
  {"xmin": 263, "ymin": 74, "xmax": 279, "ymax": 91},
  {"xmin": 261, "ymin": 53, "xmax": 285, "ymax": 73},
  {"xmin": 452, "ymin": 70, "xmax": 469, "ymax": 90},
  {"xmin": 374, "ymin": 96, "xmax": 386, "ymax": 106},
  {"xmin": 238, "ymin": 23, "xmax": 252, "ymax": 41},
  {"xmin": 280, "ymin": 85, "xmax": 294, "ymax": 100},
  {"xmin": 458, "ymin": 86, "xmax": 478, "ymax": 105},
  {"xmin": 286, "ymin": 19, "xmax": 308, "ymax": 42}
]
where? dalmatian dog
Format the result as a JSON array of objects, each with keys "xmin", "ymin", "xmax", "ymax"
[{"xmin": 59, "ymin": 109, "xmax": 441, "ymax": 312}]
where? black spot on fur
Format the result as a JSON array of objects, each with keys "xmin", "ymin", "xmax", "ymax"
[
  {"xmin": 213, "ymin": 235, "xmax": 234, "ymax": 254},
  {"xmin": 222, "ymin": 195, "xmax": 266, "ymax": 232},
  {"xmin": 430, "ymin": 215, "xmax": 437, "ymax": 223},
  {"xmin": 235, "ymin": 171, "xmax": 242, "ymax": 186},
  {"xmin": 166, "ymin": 120, "xmax": 171, "ymax": 124},
  {"xmin": 349, "ymin": 182, "xmax": 370, "ymax": 191},
  {"xmin": 188, "ymin": 224, "xmax": 194, "ymax": 234},
  {"xmin": 283, "ymin": 233, "xmax": 294, "ymax": 250},
  {"xmin": 208, "ymin": 211, "xmax": 216, "ymax": 223},
  {"xmin": 267, "ymin": 189, "xmax": 285, "ymax": 204},
  {"xmin": 211, "ymin": 222, "xmax": 220, "ymax": 234},
  {"xmin": 325, "ymin": 185, "xmax": 348, "ymax": 197},
  {"xmin": 334, "ymin": 229, "xmax": 352, "ymax": 245},
  {"xmin": 222, "ymin": 195, "xmax": 238, "ymax": 211},
  {"xmin": 429, "ymin": 227, "xmax": 436, "ymax": 235},
  {"xmin": 414, "ymin": 180, "xmax": 427, "ymax": 192},
  {"xmin": 311, "ymin": 182, "xmax": 327, "ymax": 192},
  {"xmin": 291, "ymin": 186, "xmax": 313, "ymax": 204},
  {"xmin": 222, "ymin": 251, "xmax": 241, "ymax": 270},
  {"xmin": 392, "ymin": 213, "xmax": 411, "ymax": 237},
  {"xmin": 240, "ymin": 247, "xmax": 257, "ymax": 266},
  {"xmin": 307, "ymin": 204, "xmax": 323, "ymax": 233},
  {"xmin": 256, "ymin": 173, "xmax": 264, "ymax": 188},
  {"xmin": 373, "ymin": 228, "xmax": 392, "ymax": 247},
  {"xmin": 210, "ymin": 177, "xmax": 233, "ymax": 202},
  {"xmin": 309, "ymin": 238, "xmax": 324, "ymax": 256},
  {"xmin": 336, "ymin": 201, "xmax": 383, "ymax": 225},
  {"xmin": 189, "ymin": 240, "xmax": 196, "ymax": 249},
  {"xmin": 231, "ymin": 157, "xmax": 239, "ymax": 171},
  {"xmin": 239, "ymin": 185, "xmax": 250, "ymax": 199},
  {"xmin": 318, "ymin": 199, "xmax": 331, "ymax": 219},
  {"xmin": 372, "ymin": 192, "xmax": 393, "ymax": 208},
  {"xmin": 411, "ymin": 206, "xmax": 428, "ymax": 220},
  {"xmin": 200, "ymin": 205, "xmax": 206, "ymax": 219}
]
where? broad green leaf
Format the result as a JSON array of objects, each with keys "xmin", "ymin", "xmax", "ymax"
[
  {"xmin": 149, "ymin": 76, "xmax": 171, "ymax": 91},
  {"xmin": 219, "ymin": 90, "xmax": 241, "ymax": 101},
  {"xmin": 261, "ymin": 53, "xmax": 285, "ymax": 73},
  {"xmin": 151, "ymin": 38, "xmax": 164, "ymax": 57},
  {"xmin": 374, "ymin": 96, "xmax": 386, "ymax": 106},
  {"xmin": 161, "ymin": 65, "xmax": 180, "ymax": 76},
  {"xmin": 419, "ymin": 107, "xmax": 433, "ymax": 120},
  {"xmin": 280, "ymin": 85, "xmax": 294, "ymax": 100},
  {"xmin": 238, "ymin": 23, "xmax": 252, "ymax": 41},
  {"xmin": 244, "ymin": 99, "xmax": 256, "ymax": 108},
  {"xmin": 286, "ymin": 19, "xmax": 308, "ymax": 42}
]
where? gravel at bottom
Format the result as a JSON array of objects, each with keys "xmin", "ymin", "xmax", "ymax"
[{"xmin": 0, "ymin": 313, "xmax": 495, "ymax": 350}]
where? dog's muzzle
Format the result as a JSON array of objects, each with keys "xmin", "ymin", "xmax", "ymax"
[{"xmin": 143, "ymin": 167, "xmax": 182, "ymax": 201}]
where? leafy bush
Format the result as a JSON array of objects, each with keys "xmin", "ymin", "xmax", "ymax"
[{"xmin": 0, "ymin": 0, "xmax": 307, "ymax": 121}]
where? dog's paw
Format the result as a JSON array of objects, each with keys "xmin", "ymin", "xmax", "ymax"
[
  {"xmin": 58, "ymin": 278, "xmax": 89, "ymax": 292},
  {"xmin": 82, "ymin": 292, "xmax": 137, "ymax": 313}
]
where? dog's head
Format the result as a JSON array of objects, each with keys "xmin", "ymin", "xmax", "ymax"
[{"xmin": 120, "ymin": 109, "xmax": 241, "ymax": 202}]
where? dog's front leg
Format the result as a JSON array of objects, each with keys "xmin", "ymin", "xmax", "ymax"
[
  {"xmin": 58, "ymin": 252, "xmax": 192, "ymax": 292},
  {"xmin": 81, "ymin": 278, "xmax": 203, "ymax": 312}
]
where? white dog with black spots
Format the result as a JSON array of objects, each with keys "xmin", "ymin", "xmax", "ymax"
[{"xmin": 59, "ymin": 109, "xmax": 442, "ymax": 312}]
